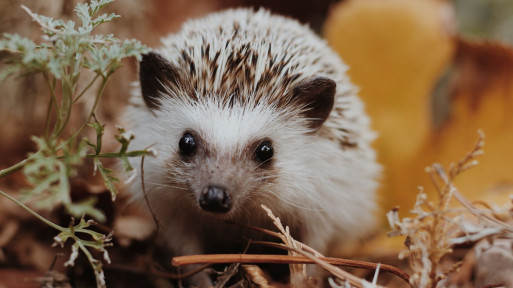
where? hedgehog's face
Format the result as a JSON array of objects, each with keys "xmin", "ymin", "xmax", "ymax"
[
  {"xmin": 179, "ymin": 131, "xmax": 274, "ymax": 214},
  {"xmin": 172, "ymin": 128, "xmax": 275, "ymax": 214},
  {"xmin": 139, "ymin": 52, "xmax": 336, "ymax": 217},
  {"xmin": 154, "ymin": 98, "xmax": 290, "ymax": 217}
]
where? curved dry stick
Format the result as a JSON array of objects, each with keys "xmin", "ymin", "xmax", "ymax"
[{"xmin": 172, "ymin": 252, "xmax": 410, "ymax": 285}]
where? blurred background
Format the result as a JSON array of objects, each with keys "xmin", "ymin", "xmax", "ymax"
[{"xmin": 1, "ymin": 0, "xmax": 513, "ymax": 287}]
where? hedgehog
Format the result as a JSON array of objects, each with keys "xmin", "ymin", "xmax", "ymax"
[{"xmin": 125, "ymin": 8, "xmax": 380, "ymax": 285}]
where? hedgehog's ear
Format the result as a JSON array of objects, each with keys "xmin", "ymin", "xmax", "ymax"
[
  {"xmin": 292, "ymin": 77, "xmax": 336, "ymax": 130},
  {"xmin": 139, "ymin": 52, "xmax": 181, "ymax": 110}
]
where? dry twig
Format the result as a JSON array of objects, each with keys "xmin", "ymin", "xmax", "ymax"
[
  {"xmin": 172, "ymin": 253, "xmax": 410, "ymax": 284},
  {"xmin": 173, "ymin": 205, "xmax": 412, "ymax": 287}
]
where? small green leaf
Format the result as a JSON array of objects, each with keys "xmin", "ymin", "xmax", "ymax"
[
  {"xmin": 89, "ymin": 0, "xmax": 115, "ymax": 16},
  {"xmin": 22, "ymin": 137, "xmax": 72, "ymax": 209},
  {"xmin": 66, "ymin": 197, "xmax": 106, "ymax": 223},
  {"xmin": 0, "ymin": 64, "xmax": 21, "ymax": 82},
  {"xmin": 94, "ymin": 158, "xmax": 119, "ymax": 201},
  {"xmin": 75, "ymin": 3, "xmax": 92, "ymax": 29},
  {"xmin": 91, "ymin": 13, "xmax": 120, "ymax": 28},
  {"xmin": 0, "ymin": 33, "xmax": 36, "ymax": 53}
]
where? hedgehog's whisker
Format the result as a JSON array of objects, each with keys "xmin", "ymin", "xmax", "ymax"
[
  {"xmin": 141, "ymin": 180, "xmax": 189, "ymax": 191},
  {"xmin": 254, "ymin": 159, "xmax": 273, "ymax": 169},
  {"xmin": 253, "ymin": 175, "xmax": 279, "ymax": 181},
  {"xmin": 260, "ymin": 189, "xmax": 325, "ymax": 212}
]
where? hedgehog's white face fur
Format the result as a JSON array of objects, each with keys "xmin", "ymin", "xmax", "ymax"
[
  {"xmin": 152, "ymin": 94, "xmax": 315, "ymax": 217},
  {"xmin": 126, "ymin": 8, "xmax": 380, "ymax": 282}
]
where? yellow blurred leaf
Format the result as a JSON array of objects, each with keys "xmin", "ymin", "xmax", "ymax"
[
  {"xmin": 418, "ymin": 39, "xmax": 513, "ymax": 205},
  {"xmin": 324, "ymin": 0, "xmax": 456, "ymax": 212},
  {"xmin": 325, "ymin": 0, "xmax": 513, "ymax": 228}
]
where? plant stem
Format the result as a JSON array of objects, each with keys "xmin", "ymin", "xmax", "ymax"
[
  {"xmin": 0, "ymin": 154, "xmax": 35, "ymax": 178},
  {"xmin": 44, "ymin": 96, "xmax": 54, "ymax": 140},
  {"xmin": 86, "ymin": 150, "xmax": 151, "ymax": 158},
  {"xmin": 87, "ymin": 77, "xmax": 108, "ymax": 124},
  {"xmin": 0, "ymin": 189, "xmax": 65, "ymax": 232},
  {"xmin": 77, "ymin": 240, "xmax": 106, "ymax": 288},
  {"xmin": 0, "ymin": 150, "xmax": 151, "ymax": 177},
  {"xmin": 53, "ymin": 76, "xmax": 74, "ymax": 138},
  {"xmin": 42, "ymin": 73, "xmax": 60, "ymax": 138},
  {"xmin": 73, "ymin": 74, "xmax": 100, "ymax": 104},
  {"xmin": 56, "ymin": 76, "xmax": 108, "ymax": 151}
]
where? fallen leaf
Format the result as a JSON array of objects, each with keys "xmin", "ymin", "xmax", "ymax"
[
  {"xmin": 325, "ymin": 0, "xmax": 513, "ymax": 217},
  {"xmin": 324, "ymin": 0, "xmax": 456, "ymax": 212}
]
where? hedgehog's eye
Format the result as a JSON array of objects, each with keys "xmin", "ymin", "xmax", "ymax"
[
  {"xmin": 255, "ymin": 141, "xmax": 274, "ymax": 163},
  {"xmin": 179, "ymin": 133, "xmax": 196, "ymax": 156}
]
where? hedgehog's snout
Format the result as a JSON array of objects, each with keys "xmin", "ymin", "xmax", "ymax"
[{"xmin": 199, "ymin": 185, "xmax": 232, "ymax": 213}]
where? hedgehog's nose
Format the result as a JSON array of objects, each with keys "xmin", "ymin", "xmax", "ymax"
[{"xmin": 199, "ymin": 186, "xmax": 232, "ymax": 213}]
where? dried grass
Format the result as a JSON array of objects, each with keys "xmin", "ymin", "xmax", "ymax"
[
  {"xmin": 261, "ymin": 205, "xmax": 386, "ymax": 288},
  {"xmin": 388, "ymin": 131, "xmax": 513, "ymax": 288},
  {"xmin": 172, "ymin": 205, "xmax": 402, "ymax": 287}
]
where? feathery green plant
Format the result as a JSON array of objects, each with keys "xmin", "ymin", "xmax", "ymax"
[{"xmin": 0, "ymin": 0, "xmax": 151, "ymax": 286}]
